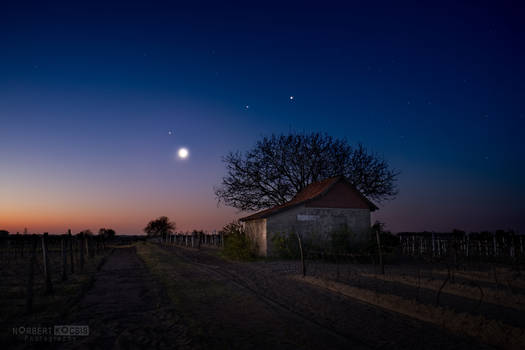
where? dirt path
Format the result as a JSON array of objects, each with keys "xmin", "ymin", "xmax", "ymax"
[
  {"xmin": 56, "ymin": 247, "xmax": 191, "ymax": 350},
  {"xmin": 151, "ymin": 245, "xmax": 493, "ymax": 350}
]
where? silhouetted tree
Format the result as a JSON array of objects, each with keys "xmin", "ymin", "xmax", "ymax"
[
  {"xmin": 77, "ymin": 229, "xmax": 93, "ymax": 236},
  {"xmin": 0, "ymin": 230, "xmax": 9, "ymax": 237},
  {"xmin": 98, "ymin": 228, "xmax": 116, "ymax": 239},
  {"xmin": 215, "ymin": 132, "xmax": 399, "ymax": 211},
  {"xmin": 144, "ymin": 216, "xmax": 175, "ymax": 237}
]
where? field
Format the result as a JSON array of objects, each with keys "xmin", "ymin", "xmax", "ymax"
[{"xmin": 1, "ymin": 238, "xmax": 525, "ymax": 349}]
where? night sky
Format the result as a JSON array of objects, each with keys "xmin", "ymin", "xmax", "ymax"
[{"xmin": 1, "ymin": 1, "xmax": 524, "ymax": 234}]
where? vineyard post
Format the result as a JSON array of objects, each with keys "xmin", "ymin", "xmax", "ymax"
[
  {"xmin": 375, "ymin": 226, "xmax": 384, "ymax": 275},
  {"xmin": 42, "ymin": 233, "xmax": 53, "ymax": 295},
  {"xmin": 295, "ymin": 232, "xmax": 306, "ymax": 277},
  {"xmin": 68, "ymin": 230, "xmax": 74, "ymax": 274},
  {"xmin": 220, "ymin": 231, "xmax": 224, "ymax": 248},
  {"xmin": 90, "ymin": 236, "xmax": 95, "ymax": 258},
  {"xmin": 25, "ymin": 236, "xmax": 38, "ymax": 314},
  {"xmin": 85, "ymin": 234, "xmax": 90, "ymax": 258},
  {"xmin": 79, "ymin": 233, "xmax": 85, "ymax": 271},
  {"xmin": 61, "ymin": 236, "xmax": 67, "ymax": 281},
  {"xmin": 431, "ymin": 233, "xmax": 435, "ymax": 256},
  {"xmin": 6, "ymin": 239, "xmax": 10, "ymax": 264},
  {"xmin": 466, "ymin": 234, "xmax": 469, "ymax": 258}
]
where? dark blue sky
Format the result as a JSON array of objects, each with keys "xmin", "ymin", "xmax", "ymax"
[{"xmin": 1, "ymin": 1, "xmax": 524, "ymax": 233}]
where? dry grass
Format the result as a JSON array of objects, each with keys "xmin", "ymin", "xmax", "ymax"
[
  {"xmin": 291, "ymin": 275, "xmax": 525, "ymax": 350},
  {"xmin": 433, "ymin": 268, "xmax": 525, "ymax": 289},
  {"xmin": 361, "ymin": 272, "xmax": 525, "ymax": 311}
]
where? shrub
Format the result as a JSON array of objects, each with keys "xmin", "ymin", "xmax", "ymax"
[
  {"xmin": 271, "ymin": 232, "xmax": 301, "ymax": 259},
  {"xmin": 221, "ymin": 221, "xmax": 257, "ymax": 261}
]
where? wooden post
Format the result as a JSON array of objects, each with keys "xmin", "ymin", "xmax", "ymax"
[
  {"xmin": 295, "ymin": 232, "xmax": 306, "ymax": 277},
  {"xmin": 79, "ymin": 233, "xmax": 85, "ymax": 271},
  {"xmin": 61, "ymin": 236, "xmax": 67, "ymax": 281},
  {"xmin": 466, "ymin": 234, "xmax": 469, "ymax": 258},
  {"xmin": 69, "ymin": 231, "xmax": 75, "ymax": 274},
  {"xmin": 85, "ymin": 235, "xmax": 90, "ymax": 258},
  {"xmin": 42, "ymin": 233, "xmax": 53, "ymax": 295},
  {"xmin": 90, "ymin": 236, "xmax": 95, "ymax": 258},
  {"xmin": 25, "ymin": 236, "xmax": 38, "ymax": 314},
  {"xmin": 375, "ymin": 226, "xmax": 384, "ymax": 275},
  {"xmin": 6, "ymin": 239, "xmax": 10, "ymax": 265}
]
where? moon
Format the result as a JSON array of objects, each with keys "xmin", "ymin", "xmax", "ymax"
[{"xmin": 178, "ymin": 147, "xmax": 189, "ymax": 159}]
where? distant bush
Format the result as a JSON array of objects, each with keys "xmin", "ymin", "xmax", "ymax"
[{"xmin": 221, "ymin": 221, "xmax": 257, "ymax": 261}]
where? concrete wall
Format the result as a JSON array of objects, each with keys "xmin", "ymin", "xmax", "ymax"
[
  {"xmin": 265, "ymin": 204, "xmax": 371, "ymax": 256},
  {"xmin": 244, "ymin": 218, "xmax": 267, "ymax": 256}
]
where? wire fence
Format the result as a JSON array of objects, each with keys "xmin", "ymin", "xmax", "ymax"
[
  {"xmin": 159, "ymin": 230, "xmax": 224, "ymax": 249},
  {"xmin": 0, "ymin": 232, "xmax": 109, "ymax": 315}
]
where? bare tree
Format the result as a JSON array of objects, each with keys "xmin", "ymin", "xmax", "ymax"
[{"xmin": 215, "ymin": 132, "xmax": 399, "ymax": 211}]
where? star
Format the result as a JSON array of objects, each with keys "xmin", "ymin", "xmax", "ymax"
[
  {"xmin": 289, "ymin": 96, "xmax": 294, "ymax": 101},
  {"xmin": 245, "ymin": 105, "xmax": 250, "ymax": 109},
  {"xmin": 168, "ymin": 130, "xmax": 172, "ymax": 135}
]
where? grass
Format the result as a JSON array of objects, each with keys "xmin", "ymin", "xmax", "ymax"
[
  {"xmin": 135, "ymin": 242, "xmax": 238, "ymax": 344},
  {"xmin": 292, "ymin": 275, "xmax": 525, "ymax": 350},
  {"xmin": 432, "ymin": 268, "xmax": 525, "ymax": 289},
  {"xmin": 361, "ymin": 272, "xmax": 525, "ymax": 311}
]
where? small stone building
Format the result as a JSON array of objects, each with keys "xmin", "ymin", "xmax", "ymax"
[{"xmin": 240, "ymin": 176, "xmax": 378, "ymax": 256}]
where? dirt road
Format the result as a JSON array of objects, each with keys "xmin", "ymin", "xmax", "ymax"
[{"xmin": 57, "ymin": 247, "xmax": 191, "ymax": 349}]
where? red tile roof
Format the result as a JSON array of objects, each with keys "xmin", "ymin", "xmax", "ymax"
[{"xmin": 239, "ymin": 176, "xmax": 377, "ymax": 221}]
